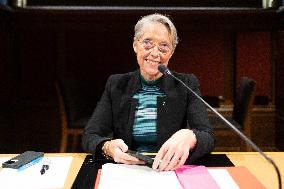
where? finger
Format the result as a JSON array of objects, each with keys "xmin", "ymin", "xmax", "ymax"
[
  {"xmin": 116, "ymin": 150, "xmax": 146, "ymax": 165},
  {"xmin": 112, "ymin": 146, "xmax": 124, "ymax": 163},
  {"xmin": 119, "ymin": 153, "xmax": 145, "ymax": 165},
  {"xmin": 125, "ymin": 155, "xmax": 146, "ymax": 164},
  {"xmin": 122, "ymin": 152, "xmax": 141, "ymax": 162},
  {"xmin": 152, "ymin": 145, "xmax": 168, "ymax": 170},
  {"xmin": 118, "ymin": 156, "xmax": 143, "ymax": 164},
  {"xmin": 120, "ymin": 159, "xmax": 145, "ymax": 165},
  {"xmin": 158, "ymin": 148, "xmax": 176, "ymax": 171},
  {"xmin": 115, "ymin": 139, "xmax": 128, "ymax": 152},
  {"xmin": 173, "ymin": 151, "xmax": 188, "ymax": 170},
  {"xmin": 107, "ymin": 139, "xmax": 127, "ymax": 158},
  {"xmin": 165, "ymin": 155, "xmax": 180, "ymax": 171},
  {"xmin": 163, "ymin": 149, "xmax": 183, "ymax": 171},
  {"xmin": 124, "ymin": 160, "xmax": 146, "ymax": 165}
]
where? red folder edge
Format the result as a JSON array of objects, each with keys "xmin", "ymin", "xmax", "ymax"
[
  {"xmin": 94, "ymin": 169, "xmax": 101, "ymax": 189},
  {"xmin": 210, "ymin": 166, "xmax": 267, "ymax": 189}
]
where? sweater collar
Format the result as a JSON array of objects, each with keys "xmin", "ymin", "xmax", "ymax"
[
  {"xmin": 130, "ymin": 70, "xmax": 174, "ymax": 97},
  {"xmin": 140, "ymin": 74, "xmax": 162, "ymax": 87}
]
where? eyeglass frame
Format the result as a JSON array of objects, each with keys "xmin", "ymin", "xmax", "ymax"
[{"xmin": 138, "ymin": 38, "xmax": 173, "ymax": 54}]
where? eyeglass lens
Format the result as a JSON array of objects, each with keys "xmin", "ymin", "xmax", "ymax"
[{"xmin": 141, "ymin": 39, "xmax": 171, "ymax": 53}]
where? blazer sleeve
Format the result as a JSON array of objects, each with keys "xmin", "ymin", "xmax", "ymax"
[
  {"xmin": 82, "ymin": 75, "xmax": 114, "ymax": 158},
  {"xmin": 185, "ymin": 74, "xmax": 215, "ymax": 163}
]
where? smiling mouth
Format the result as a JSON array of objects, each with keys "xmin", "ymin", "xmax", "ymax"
[{"xmin": 146, "ymin": 59, "xmax": 161, "ymax": 65}]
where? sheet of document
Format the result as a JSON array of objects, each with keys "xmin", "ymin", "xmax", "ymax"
[
  {"xmin": 98, "ymin": 163, "xmax": 183, "ymax": 189},
  {"xmin": 208, "ymin": 169, "xmax": 240, "ymax": 189},
  {"xmin": 0, "ymin": 156, "xmax": 73, "ymax": 189}
]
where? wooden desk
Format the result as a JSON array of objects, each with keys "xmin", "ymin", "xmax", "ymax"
[
  {"xmin": 0, "ymin": 153, "xmax": 86, "ymax": 189},
  {"xmin": 223, "ymin": 152, "xmax": 284, "ymax": 189},
  {"xmin": 1, "ymin": 152, "xmax": 283, "ymax": 189}
]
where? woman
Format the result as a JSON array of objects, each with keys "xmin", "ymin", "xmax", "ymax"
[{"xmin": 82, "ymin": 13, "xmax": 214, "ymax": 171}]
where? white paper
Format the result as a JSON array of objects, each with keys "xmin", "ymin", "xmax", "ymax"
[
  {"xmin": 0, "ymin": 156, "xmax": 73, "ymax": 189},
  {"xmin": 98, "ymin": 163, "xmax": 183, "ymax": 189},
  {"xmin": 208, "ymin": 169, "xmax": 240, "ymax": 189}
]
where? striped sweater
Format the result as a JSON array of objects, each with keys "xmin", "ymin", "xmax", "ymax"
[{"xmin": 132, "ymin": 76, "xmax": 165, "ymax": 152}]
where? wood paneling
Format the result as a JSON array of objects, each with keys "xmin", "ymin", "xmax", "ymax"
[
  {"xmin": 276, "ymin": 30, "xmax": 284, "ymax": 150},
  {"xmin": 210, "ymin": 106, "xmax": 275, "ymax": 151},
  {"xmin": 236, "ymin": 32, "xmax": 272, "ymax": 98},
  {"xmin": 27, "ymin": 0, "xmax": 262, "ymax": 7}
]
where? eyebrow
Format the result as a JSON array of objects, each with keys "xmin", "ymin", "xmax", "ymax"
[{"xmin": 142, "ymin": 38, "xmax": 170, "ymax": 44}]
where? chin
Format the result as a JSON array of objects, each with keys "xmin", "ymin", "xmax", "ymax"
[{"xmin": 145, "ymin": 69, "xmax": 159, "ymax": 76}]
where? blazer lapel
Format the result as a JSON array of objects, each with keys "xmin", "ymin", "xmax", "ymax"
[
  {"xmin": 121, "ymin": 71, "xmax": 141, "ymax": 146},
  {"xmin": 156, "ymin": 74, "xmax": 187, "ymax": 147}
]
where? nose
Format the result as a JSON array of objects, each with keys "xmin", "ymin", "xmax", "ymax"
[{"xmin": 149, "ymin": 45, "xmax": 160, "ymax": 57}]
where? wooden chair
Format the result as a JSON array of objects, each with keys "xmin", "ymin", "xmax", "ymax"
[
  {"xmin": 211, "ymin": 77, "xmax": 256, "ymax": 151},
  {"xmin": 55, "ymin": 78, "xmax": 95, "ymax": 152}
]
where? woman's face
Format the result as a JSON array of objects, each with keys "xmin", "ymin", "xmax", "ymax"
[{"xmin": 133, "ymin": 22, "xmax": 174, "ymax": 81}]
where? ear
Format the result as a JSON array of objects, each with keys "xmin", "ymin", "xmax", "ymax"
[{"xmin": 133, "ymin": 39, "xmax": 137, "ymax": 53}]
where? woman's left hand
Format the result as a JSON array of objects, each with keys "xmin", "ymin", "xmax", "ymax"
[{"xmin": 152, "ymin": 129, "xmax": 197, "ymax": 171}]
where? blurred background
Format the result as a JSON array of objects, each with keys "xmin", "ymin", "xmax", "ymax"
[{"xmin": 0, "ymin": 0, "xmax": 284, "ymax": 153}]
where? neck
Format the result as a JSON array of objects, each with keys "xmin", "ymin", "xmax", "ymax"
[{"xmin": 140, "ymin": 72, "xmax": 162, "ymax": 81}]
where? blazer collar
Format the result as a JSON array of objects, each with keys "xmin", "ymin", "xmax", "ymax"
[{"xmin": 130, "ymin": 69, "xmax": 176, "ymax": 97}]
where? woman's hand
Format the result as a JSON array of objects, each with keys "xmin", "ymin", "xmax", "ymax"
[
  {"xmin": 152, "ymin": 129, "xmax": 197, "ymax": 171},
  {"xmin": 102, "ymin": 139, "xmax": 145, "ymax": 165}
]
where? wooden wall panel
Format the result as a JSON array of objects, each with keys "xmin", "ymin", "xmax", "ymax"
[
  {"xmin": 171, "ymin": 32, "xmax": 224, "ymax": 97},
  {"xmin": 276, "ymin": 30, "xmax": 284, "ymax": 150},
  {"xmin": 236, "ymin": 32, "xmax": 272, "ymax": 99}
]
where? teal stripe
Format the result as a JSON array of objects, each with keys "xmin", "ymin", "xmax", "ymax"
[{"xmin": 132, "ymin": 79, "xmax": 165, "ymax": 152}]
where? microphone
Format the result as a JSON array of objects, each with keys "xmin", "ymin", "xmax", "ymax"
[{"xmin": 158, "ymin": 64, "xmax": 282, "ymax": 189}]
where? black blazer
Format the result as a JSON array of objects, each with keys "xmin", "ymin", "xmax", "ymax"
[{"xmin": 82, "ymin": 70, "xmax": 214, "ymax": 163}]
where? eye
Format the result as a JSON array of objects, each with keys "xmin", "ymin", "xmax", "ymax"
[
  {"xmin": 159, "ymin": 43, "xmax": 169, "ymax": 49},
  {"xmin": 142, "ymin": 39, "xmax": 153, "ymax": 49},
  {"xmin": 158, "ymin": 43, "xmax": 171, "ymax": 53}
]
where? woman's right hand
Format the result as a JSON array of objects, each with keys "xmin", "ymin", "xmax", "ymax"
[{"xmin": 102, "ymin": 139, "xmax": 145, "ymax": 165}]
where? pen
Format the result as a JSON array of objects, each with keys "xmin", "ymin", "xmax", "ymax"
[
  {"xmin": 40, "ymin": 159, "xmax": 51, "ymax": 175},
  {"xmin": 40, "ymin": 164, "xmax": 49, "ymax": 175}
]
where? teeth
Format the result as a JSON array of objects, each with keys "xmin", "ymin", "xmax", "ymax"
[{"xmin": 146, "ymin": 59, "xmax": 159, "ymax": 64}]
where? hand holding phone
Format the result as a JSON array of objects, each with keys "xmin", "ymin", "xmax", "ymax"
[{"xmin": 127, "ymin": 150, "xmax": 154, "ymax": 168}]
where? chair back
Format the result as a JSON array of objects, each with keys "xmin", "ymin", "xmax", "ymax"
[
  {"xmin": 232, "ymin": 77, "xmax": 256, "ymax": 128},
  {"xmin": 55, "ymin": 78, "xmax": 96, "ymax": 129}
]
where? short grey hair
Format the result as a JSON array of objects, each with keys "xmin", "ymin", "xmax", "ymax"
[{"xmin": 134, "ymin": 13, "xmax": 179, "ymax": 50}]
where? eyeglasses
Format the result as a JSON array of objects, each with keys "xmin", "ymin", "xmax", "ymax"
[{"xmin": 138, "ymin": 39, "xmax": 172, "ymax": 54}]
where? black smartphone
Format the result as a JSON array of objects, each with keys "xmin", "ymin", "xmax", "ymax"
[
  {"xmin": 127, "ymin": 150, "xmax": 154, "ymax": 167},
  {"xmin": 2, "ymin": 151, "xmax": 44, "ymax": 169}
]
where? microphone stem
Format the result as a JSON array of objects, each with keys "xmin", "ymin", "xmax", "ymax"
[{"xmin": 169, "ymin": 74, "xmax": 282, "ymax": 189}]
